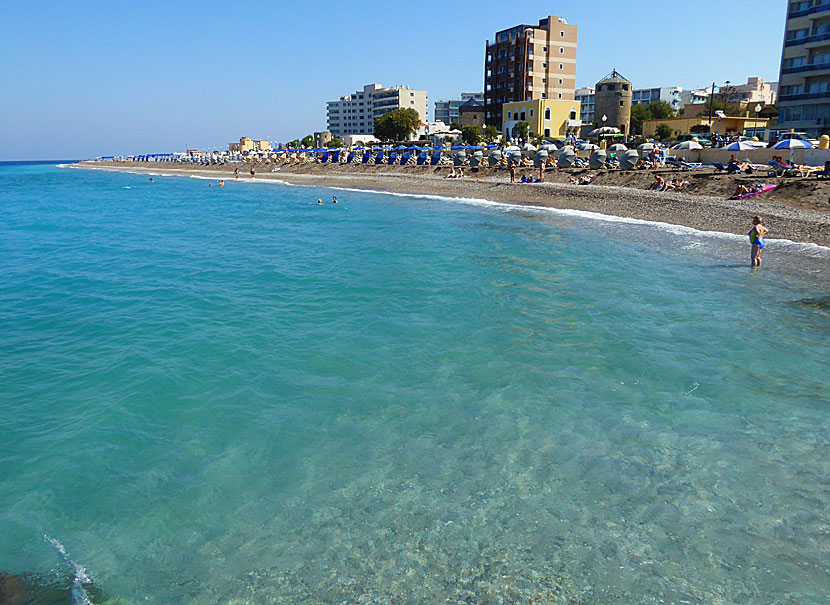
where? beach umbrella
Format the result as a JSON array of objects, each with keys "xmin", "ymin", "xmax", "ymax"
[
  {"xmin": 451, "ymin": 145, "xmax": 466, "ymax": 150},
  {"xmin": 487, "ymin": 149, "xmax": 503, "ymax": 166},
  {"xmin": 533, "ymin": 150, "xmax": 549, "ymax": 167},
  {"xmin": 637, "ymin": 142, "xmax": 655, "ymax": 152},
  {"xmin": 557, "ymin": 146, "xmax": 576, "ymax": 168},
  {"xmin": 592, "ymin": 126, "xmax": 621, "ymax": 136},
  {"xmin": 589, "ymin": 149, "xmax": 608, "ymax": 170},
  {"xmin": 619, "ymin": 150, "xmax": 640, "ymax": 170},
  {"xmin": 725, "ymin": 141, "xmax": 755, "ymax": 151},
  {"xmin": 608, "ymin": 143, "xmax": 628, "ymax": 152},
  {"xmin": 484, "ymin": 143, "xmax": 499, "ymax": 148},
  {"xmin": 672, "ymin": 141, "xmax": 703, "ymax": 150},
  {"xmin": 395, "ymin": 145, "xmax": 407, "ymax": 150},
  {"xmin": 772, "ymin": 138, "xmax": 811, "ymax": 149}
]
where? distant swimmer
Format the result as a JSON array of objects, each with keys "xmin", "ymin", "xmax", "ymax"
[
  {"xmin": 318, "ymin": 199, "xmax": 322, "ymax": 205},
  {"xmin": 219, "ymin": 180, "xmax": 225, "ymax": 187},
  {"xmin": 209, "ymin": 183, "xmax": 213, "ymax": 187},
  {"xmin": 333, "ymin": 196, "xmax": 338, "ymax": 204},
  {"xmin": 147, "ymin": 178, "xmax": 154, "ymax": 183}
]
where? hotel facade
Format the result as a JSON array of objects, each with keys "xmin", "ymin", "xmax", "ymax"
[
  {"xmin": 326, "ymin": 84, "xmax": 428, "ymax": 139},
  {"xmin": 777, "ymin": 0, "xmax": 830, "ymax": 136},
  {"xmin": 484, "ymin": 15, "xmax": 578, "ymax": 128}
]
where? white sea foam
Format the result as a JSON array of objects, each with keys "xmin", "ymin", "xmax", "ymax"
[{"xmin": 62, "ymin": 165, "xmax": 830, "ymax": 257}]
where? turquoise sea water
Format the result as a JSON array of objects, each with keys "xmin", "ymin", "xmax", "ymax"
[{"xmin": 1, "ymin": 163, "xmax": 828, "ymax": 603}]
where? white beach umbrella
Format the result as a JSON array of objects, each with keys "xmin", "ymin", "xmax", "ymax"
[
  {"xmin": 608, "ymin": 143, "xmax": 628, "ymax": 152},
  {"xmin": 772, "ymin": 138, "xmax": 812, "ymax": 149},
  {"xmin": 672, "ymin": 141, "xmax": 703, "ymax": 150},
  {"xmin": 725, "ymin": 141, "xmax": 755, "ymax": 151},
  {"xmin": 593, "ymin": 126, "xmax": 621, "ymax": 135},
  {"xmin": 637, "ymin": 142, "xmax": 655, "ymax": 152}
]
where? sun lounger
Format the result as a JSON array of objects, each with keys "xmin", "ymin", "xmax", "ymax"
[
  {"xmin": 331, "ymin": 151, "xmax": 340, "ymax": 163},
  {"xmin": 400, "ymin": 152, "xmax": 410, "ymax": 165},
  {"xmin": 320, "ymin": 152, "xmax": 330, "ymax": 163},
  {"xmin": 712, "ymin": 162, "xmax": 728, "ymax": 172},
  {"xmin": 374, "ymin": 152, "xmax": 384, "ymax": 164},
  {"xmin": 362, "ymin": 151, "xmax": 371, "ymax": 164},
  {"xmin": 346, "ymin": 152, "xmax": 354, "ymax": 163},
  {"xmin": 430, "ymin": 152, "xmax": 441, "ymax": 166},
  {"xmin": 417, "ymin": 152, "xmax": 428, "ymax": 166},
  {"xmin": 388, "ymin": 151, "xmax": 398, "ymax": 165}
]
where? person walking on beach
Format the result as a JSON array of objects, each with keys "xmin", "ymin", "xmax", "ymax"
[
  {"xmin": 539, "ymin": 163, "xmax": 545, "ymax": 183},
  {"xmin": 510, "ymin": 162, "xmax": 516, "ymax": 183},
  {"xmin": 250, "ymin": 167, "xmax": 255, "ymax": 178},
  {"xmin": 234, "ymin": 167, "xmax": 239, "ymax": 179},
  {"xmin": 749, "ymin": 216, "xmax": 767, "ymax": 267}
]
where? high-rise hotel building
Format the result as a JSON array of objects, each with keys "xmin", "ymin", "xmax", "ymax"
[
  {"xmin": 777, "ymin": 1, "xmax": 830, "ymax": 136},
  {"xmin": 326, "ymin": 84, "xmax": 428, "ymax": 139},
  {"xmin": 484, "ymin": 15, "xmax": 578, "ymax": 128}
]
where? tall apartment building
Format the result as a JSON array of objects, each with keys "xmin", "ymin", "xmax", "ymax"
[
  {"xmin": 326, "ymin": 83, "xmax": 428, "ymax": 139},
  {"xmin": 575, "ymin": 87, "xmax": 595, "ymax": 123},
  {"xmin": 434, "ymin": 93, "xmax": 484, "ymax": 125},
  {"xmin": 484, "ymin": 15, "xmax": 578, "ymax": 127},
  {"xmin": 631, "ymin": 86, "xmax": 683, "ymax": 113},
  {"xmin": 777, "ymin": 0, "xmax": 830, "ymax": 136}
]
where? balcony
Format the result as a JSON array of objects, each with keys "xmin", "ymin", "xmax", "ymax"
[
  {"xmin": 782, "ymin": 61, "xmax": 830, "ymax": 74},
  {"xmin": 778, "ymin": 90, "xmax": 830, "ymax": 101},
  {"xmin": 785, "ymin": 31, "xmax": 830, "ymax": 46},
  {"xmin": 788, "ymin": 2, "xmax": 830, "ymax": 18}
]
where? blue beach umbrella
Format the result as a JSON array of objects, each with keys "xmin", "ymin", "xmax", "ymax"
[
  {"xmin": 451, "ymin": 145, "xmax": 465, "ymax": 150},
  {"xmin": 484, "ymin": 143, "xmax": 499, "ymax": 149},
  {"xmin": 725, "ymin": 141, "xmax": 755, "ymax": 151},
  {"xmin": 772, "ymin": 138, "xmax": 812, "ymax": 149}
]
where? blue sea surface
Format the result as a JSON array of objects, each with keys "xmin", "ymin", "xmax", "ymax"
[{"xmin": 1, "ymin": 163, "xmax": 828, "ymax": 603}]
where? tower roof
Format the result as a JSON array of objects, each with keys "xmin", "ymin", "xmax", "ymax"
[{"xmin": 597, "ymin": 69, "xmax": 630, "ymax": 83}]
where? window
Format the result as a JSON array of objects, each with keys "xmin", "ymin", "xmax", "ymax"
[
  {"xmin": 620, "ymin": 100, "xmax": 624, "ymax": 107},
  {"xmin": 410, "ymin": 92, "xmax": 414, "ymax": 96},
  {"xmin": 542, "ymin": 78, "xmax": 546, "ymax": 83},
  {"xmin": 545, "ymin": 108, "xmax": 551, "ymax": 119},
  {"xmin": 559, "ymin": 47, "xmax": 564, "ymax": 54},
  {"xmin": 543, "ymin": 47, "xmax": 547, "ymax": 52},
  {"xmin": 542, "ymin": 93, "xmax": 546, "ymax": 98},
  {"xmin": 559, "ymin": 64, "xmax": 563, "ymax": 70},
  {"xmin": 506, "ymin": 111, "xmax": 511, "ymax": 119},
  {"xmin": 569, "ymin": 110, "xmax": 576, "ymax": 119},
  {"xmin": 622, "ymin": 84, "xmax": 629, "ymax": 91},
  {"xmin": 560, "ymin": 31, "xmax": 564, "ymax": 37},
  {"xmin": 544, "ymin": 128, "xmax": 551, "ymax": 136},
  {"xmin": 530, "ymin": 109, "xmax": 534, "ymax": 117},
  {"xmin": 558, "ymin": 93, "xmax": 562, "ymax": 99},
  {"xmin": 559, "ymin": 79, "xmax": 563, "ymax": 85},
  {"xmin": 542, "ymin": 62, "xmax": 547, "ymax": 68},
  {"xmin": 520, "ymin": 111, "xmax": 526, "ymax": 120}
]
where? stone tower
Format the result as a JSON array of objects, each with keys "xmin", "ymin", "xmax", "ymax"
[{"xmin": 593, "ymin": 69, "xmax": 633, "ymax": 135}]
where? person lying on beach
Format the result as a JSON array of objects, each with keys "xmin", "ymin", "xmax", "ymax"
[
  {"xmin": 649, "ymin": 174, "xmax": 665, "ymax": 190},
  {"xmin": 446, "ymin": 168, "xmax": 457, "ymax": 179},
  {"xmin": 734, "ymin": 183, "xmax": 752, "ymax": 196}
]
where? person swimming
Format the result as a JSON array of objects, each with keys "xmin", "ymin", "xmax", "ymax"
[
  {"xmin": 749, "ymin": 215, "xmax": 767, "ymax": 267},
  {"xmin": 333, "ymin": 196, "xmax": 338, "ymax": 204},
  {"xmin": 317, "ymin": 199, "xmax": 322, "ymax": 205},
  {"xmin": 147, "ymin": 178, "xmax": 154, "ymax": 183},
  {"xmin": 219, "ymin": 180, "xmax": 224, "ymax": 187}
]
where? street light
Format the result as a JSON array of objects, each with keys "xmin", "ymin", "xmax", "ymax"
[{"xmin": 753, "ymin": 104, "xmax": 762, "ymax": 140}]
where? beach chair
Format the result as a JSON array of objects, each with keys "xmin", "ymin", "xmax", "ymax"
[
  {"xmin": 400, "ymin": 152, "xmax": 410, "ymax": 165},
  {"xmin": 430, "ymin": 152, "xmax": 441, "ymax": 166},
  {"xmin": 331, "ymin": 151, "xmax": 340, "ymax": 163},
  {"xmin": 346, "ymin": 152, "xmax": 354, "ymax": 164},
  {"xmin": 417, "ymin": 152, "xmax": 428, "ymax": 166},
  {"xmin": 388, "ymin": 151, "xmax": 398, "ymax": 165},
  {"xmin": 712, "ymin": 162, "xmax": 728, "ymax": 172},
  {"xmin": 362, "ymin": 151, "xmax": 371, "ymax": 164},
  {"xmin": 320, "ymin": 152, "xmax": 330, "ymax": 164},
  {"xmin": 374, "ymin": 152, "xmax": 384, "ymax": 164},
  {"xmin": 814, "ymin": 161, "xmax": 830, "ymax": 178}
]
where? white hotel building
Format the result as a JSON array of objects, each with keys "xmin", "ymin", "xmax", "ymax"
[{"xmin": 326, "ymin": 83, "xmax": 428, "ymax": 139}]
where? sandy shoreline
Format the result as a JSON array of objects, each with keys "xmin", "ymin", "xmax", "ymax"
[{"xmin": 74, "ymin": 161, "xmax": 830, "ymax": 247}]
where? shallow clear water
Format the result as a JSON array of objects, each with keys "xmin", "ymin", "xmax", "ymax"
[{"xmin": 1, "ymin": 164, "xmax": 828, "ymax": 603}]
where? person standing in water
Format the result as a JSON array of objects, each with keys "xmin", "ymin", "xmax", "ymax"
[
  {"xmin": 234, "ymin": 168, "xmax": 239, "ymax": 179},
  {"xmin": 749, "ymin": 216, "xmax": 767, "ymax": 267},
  {"xmin": 332, "ymin": 196, "xmax": 338, "ymax": 204}
]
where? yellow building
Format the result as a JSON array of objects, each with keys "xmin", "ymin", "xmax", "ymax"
[
  {"xmin": 233, "ymin": 137, "xmax": 271, "ymax": 154},
  {"xmin": 501, "ymin": 99, "xmax": 581, "ymax": 140},
  {"xmin": 642, "ymin": 116, "xmax": 769, "ymax": 138}
]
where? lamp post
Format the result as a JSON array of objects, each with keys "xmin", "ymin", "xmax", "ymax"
[{"xmin": 753, "ymin": 104, "xmax": 762, "ymax": 140}]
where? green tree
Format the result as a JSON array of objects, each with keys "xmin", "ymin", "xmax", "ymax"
[
  {"xmin": 655, "ymin": 123, "xmax": 673, "ymax": 141},
  {"xmin": 328, "ymin": 136, "xmax": 344, "ymax": 148},
  {"xmin": 482, "ymin": 125, "xmax": 499, "ymax": 143},
  {"xmin": 287, "ymin": 139, "xmax": 301, "ymax": 148},
  {"xmin": 648, "ymin": 100, "xmax": 675, "ymax": 120},
  {"xmin": 630, "ymin": 104, "xmax": 652, "ymax": 136},
  {"xmin": 450, "ymin": 121, "xmax": 461, "ymax": 131},
  {"xmin": 374, "ymin": 108, "xmax": 421, "ymax": 142},
  {"xmin": 301, "ymin": 135, "xmax": 314, "ymax": 147},
  {"xmin": 461, "ymin": 125, "xmax": 482, "ymax": 145},
  {"xmin": 689, "ymin": 124, "xmax": 710, "ymax": 134},
  {"xmin": 707, "ymin": 98, "xmax": 745, "ymax": 117},
  {"xmin": 514, "ymin": 121, "xmax": 530, "ymax": 140}
]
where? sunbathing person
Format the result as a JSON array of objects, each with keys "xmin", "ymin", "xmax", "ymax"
[
  {"xmin": 734, "ymin": 183, "xmax": 752, "ymax": 196},
  {"xmin": 649, "ymin": 174, "xmax": 665, "ymax": 190},
  {"xmin": 446, "ymin": 168, "xmax": 457, "ymax": 179}
]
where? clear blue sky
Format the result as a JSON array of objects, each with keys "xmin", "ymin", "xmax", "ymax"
[{"xmin": 0, "ymin": 0, "xmax": 787, "ymax": 160}]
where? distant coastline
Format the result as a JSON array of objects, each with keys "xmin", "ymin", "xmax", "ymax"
[{"xmin": 74, "ymin": 160, "xmax": 830, "ymax": 248}]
